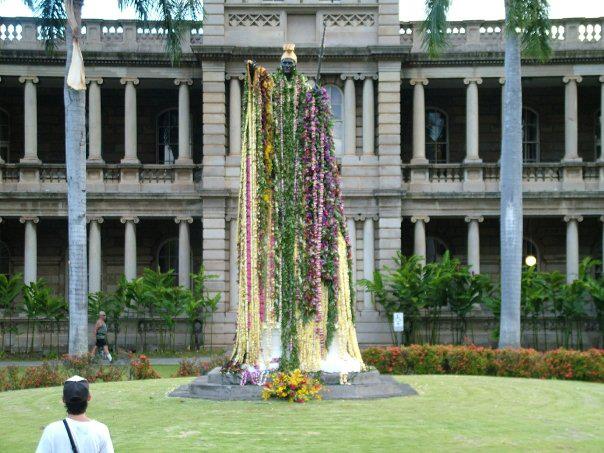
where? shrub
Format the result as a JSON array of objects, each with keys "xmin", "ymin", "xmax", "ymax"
[
  {"xmin": 129, "ymin": 354, "xmax": 160, "ymax": 380},
  {"xmin": 19, "ymin": 363, "xmax": 65, "ymax": 389},
  {"xmin": 62, "ymin": 354, "xmax": 99, "ymax": 382},
  {"xmin": 0, "ymin": 366, "xmax": 22, "ymax": 391},
  {"xmin": 262, "ymin": 369, "xmax": 322, "ymax": 403},
  {"xmin": 362, "ymin": 345, "xmax": 604, "ymax": 383},
  {"xmin": 95, "ymin": 365, "xmax": 124, "ymax": 383},
  {"xmin": 173, "ymin": 356, "xmax": 224, "ymax": 377},
  {"xmin": 542, "ymin": 348, "xmax": 604, "ymax": 382}
]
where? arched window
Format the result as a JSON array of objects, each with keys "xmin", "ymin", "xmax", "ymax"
[
  {"xmin": 426, "ymin": 237, "xmax": 449, "ymax": 263},
  {"xmin": 157, "ymin": 109, "xmax": 179, "ymax": 164},
  {"xmin": 425, "ymin": 108, "xmax": 448, "ymax": 163},
  {"xmin": 324, "ymin": 84, "xmax": 344, "ymax": 156},
  {"xmin": 596, "ymin": 109, "xmax": 601, "ymax": 160},
  {"xmin": 157, "ymin": 238, "xmax": 179, "ymax": 284},
  {"xmin": 0, "ymin": 108, "xmax": 10, "ymax": 162},
  {"xmin": 523, "ymin": 238, "xmax": 540, "ymax": 268},
  {"xmin": 522, "ymin": 107, "xmax": 540, "ymax": 163},
  {"xmin": 0, "ymin": 241, "xmax": 10, "ymax": 275}
]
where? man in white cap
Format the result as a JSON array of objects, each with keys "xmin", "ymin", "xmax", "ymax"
[{"xmin": 36, "ymin": 376, "xmax": 114, "ymax": 453}]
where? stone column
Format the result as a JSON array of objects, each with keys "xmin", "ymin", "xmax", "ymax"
[
  {"xmin": 87, "ymin": 77, "xmax": 103, "ymax": 162},
  {"xmin": 175, "ymin": 79, "xmax": 193, "ymax": 164},
  {"xmin": 19, "ymin": 76, "xmax": 39, "ymax": 163},
  {"xmin": 175, "ymin": 217, "xmax": 193, "ymax": 288},
  {"xmin": 20, "ymin": 216, "xmax": 39, "ymax": 284},
  {"xmin": 411, "ymin": 216, "xmax": 429, "ymax": 266},
  {"xmin": 363, "ymin": 217, "xmax": 375, "ymax": 310},
  {"xmin": 229, "ymin": 77, "xmax": 241, "ymax": 156},
  {"xmin": 121, "ymin": 216, "xmax": 139, "ymax": 281},
  {"xmin": 362, "ymin": 77, "xmax": 375, "ymax": 156},
  {"xmin": 465, "ymin": 216, "xmax": 483, "ymax": 274},
  {"xmin": 564, "ymin": 215, "xmax": 583, "ymax": 283},
  {"xmin": 120, "ymin": 77, "xmax": 140, "ymax": 163},
  {"xmin": 343, "ymin": 75, "xmax": 356, "ymax": 155},
  {"xmin": 563, "ymin": 76, "xmax": 582, "ymax": 162},
  {"xmin": 410, "ymin": 78, "xmax": 429, "ymax": 164},
  {"xmin": 464, "ymin": 77, "xmax": 482, "ymax": 162},
  {"xmin": 87, "ymin": 217, "xmax": 103, "ymax": 293},
  {"xmin": 229, "ymin": 218, "xmax": 238, "ymax": 310}
]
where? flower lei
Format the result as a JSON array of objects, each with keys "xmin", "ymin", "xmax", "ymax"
[{"xmin": 229, "ymin": 65, "xmax": 363, "ymax": 373}]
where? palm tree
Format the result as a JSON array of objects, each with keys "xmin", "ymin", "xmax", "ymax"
[
  {"xmin": 22, "ymin": 0, "xmax": 201, "ymax": 355},
  {"xmin": 422, "ymin": 0, "xmax": 551, "ymax": 348}
]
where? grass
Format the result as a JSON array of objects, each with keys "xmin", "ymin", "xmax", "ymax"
[{"xmin": 0, "ymin": 375, "xmax": 602, "ymax": 452}]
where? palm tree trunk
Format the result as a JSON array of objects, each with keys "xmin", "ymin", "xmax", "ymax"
[
  {"xmin": 499, "ymin": 0, "xmax": 523, "ymax": 349},
  {"xmin": 65, "ymin": 1, "xmax": 88, "ymax": 355}
]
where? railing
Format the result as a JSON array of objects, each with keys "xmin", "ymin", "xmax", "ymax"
[
  {"xmin": 1, "ymin": 164, "xmax": 19, "ymax": 182},
  {"xmin": 40, "ymin": 164, "xmax": 67, "ymax": 182},
  {"xmin": 400, "ymin": 18, "xmax": 603, "ymax": 52},
  {"xmin": 402, "ymin": 161, "xmax": 602, "ymax": 188},
  {"xmin": 0, "ymin": 163, "xmax": 199, "ymax": 187},
  {"xmin": 429, "ymin": 164, "xmax": 463, "ymax": 183},
  {"xmin": 0, "ymin": 18, "xmax": 203, "ymax": 53},
  {"xmin": 522, "ymin": 163, "xmax": 562, "ymax": 182},
  {"xmin": 139, "ymin": 165, "xmax": 175, "ymax": 183}
]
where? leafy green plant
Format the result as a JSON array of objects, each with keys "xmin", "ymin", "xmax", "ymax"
[
  {"xmin": 0, "ymin": 274, "xmax": 24, "ymax": 352},
  {"xmin": 521, "ymin": 265, "xmax": 550, "ymax": 349},
  {"xmin": 189, "ymin": 267, "xmax": 220, "ymax": 350},
  {"xmin": 580, "ymin": 258, "xmax": 604, "ymax": 348}
]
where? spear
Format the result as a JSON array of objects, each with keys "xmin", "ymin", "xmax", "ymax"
[{"xmin": 315, "ymin": 21, "xmax": 327, "ymax": 86}]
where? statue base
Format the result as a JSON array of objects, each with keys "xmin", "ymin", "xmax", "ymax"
[{"xmin": 169, "ymin": 368, "xmax": 417, "ymax": 401}]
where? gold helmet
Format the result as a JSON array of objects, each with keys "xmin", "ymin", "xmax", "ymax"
[{"xmin": 281, "ymin": 43, "xmax": 297, "ymax": 63}]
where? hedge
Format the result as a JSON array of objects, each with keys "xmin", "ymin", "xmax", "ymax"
[{"xmin": 362, "ymin": 345, "xmax": 604, "ymax": 383}]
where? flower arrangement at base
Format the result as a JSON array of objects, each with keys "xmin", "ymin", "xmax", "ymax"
[{"xmin": 262, "ymin": 369, "xmax": 322, "ymax": 403}]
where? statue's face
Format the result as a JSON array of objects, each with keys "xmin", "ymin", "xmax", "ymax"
[{"xmin": 280, "ymin": 58, "xmax": 296, "ymax": 76}]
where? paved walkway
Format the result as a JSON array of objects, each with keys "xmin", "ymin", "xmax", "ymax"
[{"xmin": 0, "ymin": 357, "xmax": 211, "ymax": 367}]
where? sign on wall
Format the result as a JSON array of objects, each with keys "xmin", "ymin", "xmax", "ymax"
[{"xmin": 393, "ymin": 312, "xmax": 404, "ymax": 332}]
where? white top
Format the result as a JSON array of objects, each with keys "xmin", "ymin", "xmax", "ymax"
[{"xmin": 36, "ymin": 418, "xmax": 114, "ymax": 453}]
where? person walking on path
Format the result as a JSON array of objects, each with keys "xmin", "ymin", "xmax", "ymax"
[
  {"xmin": 36, "ymin": 375, "xmax": 114, "ymax": 453},
  {"xmin": 91, "ymin": 311, "xmax": 112, "ymax": 362}
]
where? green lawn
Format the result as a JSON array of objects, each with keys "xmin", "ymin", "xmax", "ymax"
[{"xmin": 0, "ymin": 375, "xmax": 602, "ymax": 452}]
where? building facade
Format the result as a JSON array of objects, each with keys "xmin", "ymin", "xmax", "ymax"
[{"xmin": 0, "ymin": 0, "xmax": 603, "ymax": 349}]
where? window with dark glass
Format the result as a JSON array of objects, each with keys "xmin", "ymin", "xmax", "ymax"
[
  {"xmin": 157, "ymin": 238, "xmax": 179, "ymax": 284},
  {"xmin": 0, "ymin": 241, "xmax": 10, "ymax": 276},
  {"xmin": 523, "ymin": 238, "xmax": 540, "ymax": 268},
  {"xmin": 425, "ymin": 108, "xmax": 448, "ymax": 163},
  {"xmin": 426, "ymin": 237, "xmax": 448, "ymax": 263},
  {"xmin": 596, "ymin": 109, "xmax": 602, "ymax": 160},
  {"xmin": 522, "ymin": 108, "xmax": 540, "ymax": 163},
  {"xmin": 324, "ymin": 84, "xmax": 344, "ymax": 156},
  {"xmin": 0, "ymin": 109, "xmax": 10, "ymax": 162},
  {"xmin": 157, "ymin": 109, "xmax": 179, "ymax": 164}
]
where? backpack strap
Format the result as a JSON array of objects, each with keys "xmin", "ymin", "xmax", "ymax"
[{"xmin": 63, "ymin": 419, "xmax": 79, "ymax": 453}]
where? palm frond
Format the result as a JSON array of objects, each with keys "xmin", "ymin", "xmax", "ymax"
[
  {"xmin": 506, "ymin": 0, "xmax": 551, "ymax": 62},
  {"xmin": 23, "ymin": 0, "xmax": 66, "ymax": 53},
  {"xmin": 420, "ymin": 0, "xmax": 451, "ymax": 58},
  {"xmin": 119, "ymin": 0, "xmax": 203, "ymax": 65}
]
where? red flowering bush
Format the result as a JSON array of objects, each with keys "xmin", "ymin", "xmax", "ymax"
[
  {"xmin": 62, "ymin": 354, "xmax": 99, "ymax": 382},
  {"xmin": 362, "ymin": 345, "xmax": 604, "ymax": 382},
  {"xmin": 542, "ymin": 348, "xmax": 604, "ymax": 381},
  {"xmin": 0, "ymin": 366, "xmax": 22, "ymax": 391},
  {"xmin": 19, "ymin": 363, "xmax": 65, "ymax": 389},
  {"xmin": 129, "ymin": 354, "xmax": 160, "ymax": 380},
  {"xmin": 173, "ymin": 357, "xmax": 224, "ymax": 377},
  {"xmin": 95, "ymin": 365, "xmax": 124, "ymax": 383}
]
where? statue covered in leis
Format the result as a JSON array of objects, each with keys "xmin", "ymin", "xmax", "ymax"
[{"xmin": 230, "ymin": 43, "xmax": 364, "ymax": 374}]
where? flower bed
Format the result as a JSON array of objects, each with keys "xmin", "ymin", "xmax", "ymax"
[{"xmin": 362, "ymin": 345, "xmax": 604, "ymax": 383}]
